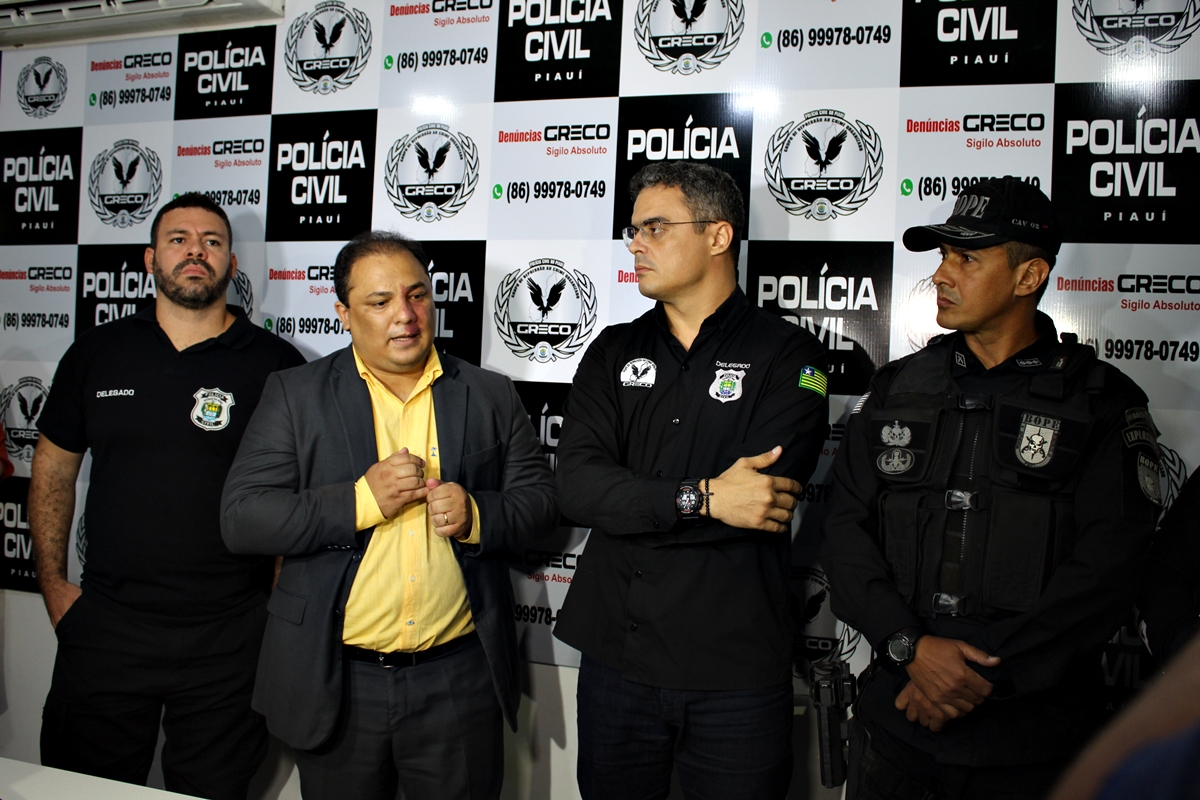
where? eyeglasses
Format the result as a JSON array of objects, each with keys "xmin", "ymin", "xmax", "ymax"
[{"xmin": 621, "ymin": 220, "xmax": 718, "ymax": 247}]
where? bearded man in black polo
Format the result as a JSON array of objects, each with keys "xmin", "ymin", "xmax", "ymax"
[{"xmin": 30, "ymin": 193, "xmax": 305, "ymax": 799}]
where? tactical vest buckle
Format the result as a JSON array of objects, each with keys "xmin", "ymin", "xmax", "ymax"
[
  {"xmin": 933, "ymin": 593, "xmax": 965, "ymax": 616},
  {"xmin": 958, "ymin": 393, "xmax": 993, "ymax": 411},
  {"xmin": 945, "ymin": 490, "xmax": 978, "ymax": 511}
]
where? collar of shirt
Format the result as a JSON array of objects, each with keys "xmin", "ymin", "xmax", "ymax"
[
  {"xmin": 948, "ymin": 311, "xmax": 1060, "ymax": 378},
  {"xmin": 132, "ymin": 303, "xmax": 256, "ymax": 353},
  {"xmin": 653, "ymin": 287, "xmax": 750, "ymax": 357},
  {"xmin": 351, "ymin": 345, "xmax": 443, "ymax": 402}
]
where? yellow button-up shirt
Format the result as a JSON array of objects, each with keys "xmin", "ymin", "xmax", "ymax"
[{"xmin": 342, "ymin": 347, "xmax": 480, "ymax": 652}]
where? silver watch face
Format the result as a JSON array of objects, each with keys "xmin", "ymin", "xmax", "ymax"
[
  {"xmin": 887, "ymin": 636, "xmax": 912, "ymax": 663},
  {"xmin": 677, "ymin": 486, "xmax": 701, "ymax": 514}
]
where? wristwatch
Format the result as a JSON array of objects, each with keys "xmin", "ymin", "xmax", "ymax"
[
  {"xmin": 675, "ymin": 479, "xmax": 702, "ymax": 520},
  {"xmin": 884, "ymin": 628, "xmax": 923, "ymax": 667}
]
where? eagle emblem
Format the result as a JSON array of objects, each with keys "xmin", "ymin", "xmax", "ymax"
[{"xmin": 621, "ymin": 358, "xmax": 657, "ymax": 388}]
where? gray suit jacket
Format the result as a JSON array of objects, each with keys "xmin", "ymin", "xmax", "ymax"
[{"xmin": 220, "ymin": 347, "xmax": 557, "ymax": 751}]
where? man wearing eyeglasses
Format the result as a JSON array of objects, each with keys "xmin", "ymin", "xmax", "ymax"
[{"xmin": 553, "ymin": 161, "xmax": 830, "ymax": 800}]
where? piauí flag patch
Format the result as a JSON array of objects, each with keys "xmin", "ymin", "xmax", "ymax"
[{"xmin": 799, "ymin": 366, "xmax": 828, "ymax": 397}]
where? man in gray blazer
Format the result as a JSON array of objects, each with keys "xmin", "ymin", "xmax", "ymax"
[{"xmin": 221, "ymin": 231, "xmax": 557, "ymax": 800}]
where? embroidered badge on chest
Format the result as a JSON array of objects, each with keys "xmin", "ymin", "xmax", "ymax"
[
  {"xmin": 1016, "ymin": 412, "xmax": 1060, "ymax": 467},
  {"xmin": 621, "ymin": 358, "xmax": 657, "ymax": 388},
  {"xmin": 876, "ymin": 421, "xmax": 915, "ymax": 474},
  {"xmin": 191, "ymin": 388, "xmax": 236, "ymax": 431},
  {"xmin": 709, "ymin": 369, "xmax": 744, "ymax": 403}
]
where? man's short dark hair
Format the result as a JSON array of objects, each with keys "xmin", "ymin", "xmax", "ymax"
[
  {"xmin": 150, "ymin": 192, "xmax": 233, "ymax": 247},
  {"xmin": 333, "ymin": 230, "xmax": 431, "ymax": 306},
  {"xmin": 629, "ymin": 162, "xmax": 745, "ymax": 263},
  {"xmin": 1003, "ymin": 240, "xmax": 1056, "ymax": 303}
]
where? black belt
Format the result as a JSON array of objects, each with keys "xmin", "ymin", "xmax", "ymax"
[{"xmin": 343, "ymin": 630, "xmax": 477, "ymax": 668}]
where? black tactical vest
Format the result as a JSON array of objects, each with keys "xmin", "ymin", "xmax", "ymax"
[{"xmin": 870, "ymin": 335, "xmax": 1108, "ymax": 622}]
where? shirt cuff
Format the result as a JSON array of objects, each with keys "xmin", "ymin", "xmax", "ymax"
[
  {"xmin": 354, "ymin": 476, "xmax": 388, "ymax": 531},
  {"xmin": 457, "ymin": 495, "xmax": 482, "ymax": 545}
]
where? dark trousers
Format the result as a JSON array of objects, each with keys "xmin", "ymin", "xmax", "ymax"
[
  {"xmin": 293, "ymin": 632, "xmax": 503, "ymax": 800},
  {"xmin": 847, "ymin": 717, "xmax": 1069, "ymax": 800},
  {"xmin": 575, "ymin": 654, "xmax": 794, "ymax": 800},
  {"xmin": 40, "ymin": 593, "xmax": 268, "ymax": 800}
]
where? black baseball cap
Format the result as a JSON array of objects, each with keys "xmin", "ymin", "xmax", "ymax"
[{"xmin": 902, "ymin": 177, "xmax": 1061, "ymax": 256}]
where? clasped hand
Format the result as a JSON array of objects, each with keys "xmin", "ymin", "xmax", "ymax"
[
  {"xmin": 895, "ymin": 635, "xmax": 1000, "ymax": 732},
  {"xmin": 707, "ymin": 446, "xmax": 802, "ymax": 533},
  {"xmin": 363, "ymin": 449, "xmax": 472, "ymax": 540}
]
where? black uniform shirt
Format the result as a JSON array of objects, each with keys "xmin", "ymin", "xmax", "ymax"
[
  {"xmin": 553, "ymin": 288, "xmax": 829, "ymax": 690},
  {"xmin": 821, "ymin": 315, "xmax": 1160, "ymax": 765},
  {"xmin": 1140, "ymin": 465, "xmax": 1200, "ymax": 662},
  {"xmin": 38, "ymin": 305, "xmax": 306, "ymax": 621}
]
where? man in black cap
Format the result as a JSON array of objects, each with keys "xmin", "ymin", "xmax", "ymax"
[{"xmin": 820, "ymin": 177, "xmax": 1163, "ymax": 799}]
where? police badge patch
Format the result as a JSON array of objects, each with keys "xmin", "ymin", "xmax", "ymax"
[
  {"xmin": 709, "ymin": 369, "xmax": 744, "ymax": 403},
  {"xmin": 1016, "ymin": 412, "xmax": 1061, "ymax": 467},
  {"xmin": 1138, "ymin": 452, "xmax": 1163, "ymax": 506},
  {"xmin": 191, "ymin": 388, "xmax": 236, "ymax": 431}
]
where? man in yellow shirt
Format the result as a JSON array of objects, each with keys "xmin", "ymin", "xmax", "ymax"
[{"xmin": 221, "ymin": 231, "xmax": 558, "ymax": 800}]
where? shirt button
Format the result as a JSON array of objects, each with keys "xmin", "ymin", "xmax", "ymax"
[
  {"xmin": 629, "ymin": 622, "xmax": 638, "ymax": 631},
  {"xmin": 406, "ymin": 620, "xmax": 415, "ymax": 626},
  {"xmin": 409, "ymin": 575, "xmax": 416, "ymax": 582},
  {"xmin": 408, "ymin": 531, "xmax": 414, "ymax": 537},
  {"xmin": 656, "ymin": 470, "xmax": 663, "ymax": 477},
  {"xmin": 681, "ymin": 364, "xmax": 689, "ymax": 371},
  {"xmin": 635, "ymin": 570, "xmax": 643, "ymax": 578},
  {"xmin": 652, "ymin": 521, "xmax": 660, "ymax": 529},
  {"xmin": 671, "ymin": 418, "xmax": 680, "ymax": 425}
]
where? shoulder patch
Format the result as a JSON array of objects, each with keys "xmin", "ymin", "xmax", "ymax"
[{"xmin": 799, "ymin": 366, "xmax": 827, "ymax": 397}]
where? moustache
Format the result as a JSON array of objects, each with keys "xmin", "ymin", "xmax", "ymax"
[{"xmin": 172, "ymin": 258, "xmax": 215, "ymax": 277}]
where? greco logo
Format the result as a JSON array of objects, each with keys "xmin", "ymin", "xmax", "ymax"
[
  {"xmin": 384, "ymin": 124, "xmax": 480, "ymax": 222},
  {"xmin": 124, "ymin": 52, "xmax": 173, "ymax": 68},
  {"xmin": 494, "ymin": 258, "xmax": 597, "ymax": 363},
  {"xmin": 963, "ymin": 113, "xmax": 1046, "ymax": 132},
  {"xmin": 87, "ymin": 140, "xmax": 163, "ymax": 229},
  {"xmin": 795, "ymin": 566, "xmax": 862, "ymax": 666},
  {"xmin": 764, "ymin": 110, "xmax": 883, "ymax": 221},
  {"xmin": 633, "ymin": 0, "xmax": 743, "ymax": 74},
  {"xmin": 230, "ymin": 271, "xmax": 255, "ymax": 317},
  {"xmin": 215, "ymin": 139, "xmax": 266, "ymax": 155},
  {"xmin": 28, "ymin": 267, "xmax": 74, "ymax": 280},
  {"xmin": 285, "ymin": 0, "xmax": 373, "ymax": 94},
  {"xmin": 0, "ymin": 377, "xmax": 48, "ymax": 464},
  {"xmin": 15, "ymin": 56, "xmax": 68, "ymax": 119},
  {"xmin": 544, "ymin": 123, "xmax": 610, "ymax": 141},
  {"xmin": 1073, "ymin": 0, "xmax": 1200, "ymax": 60}
]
